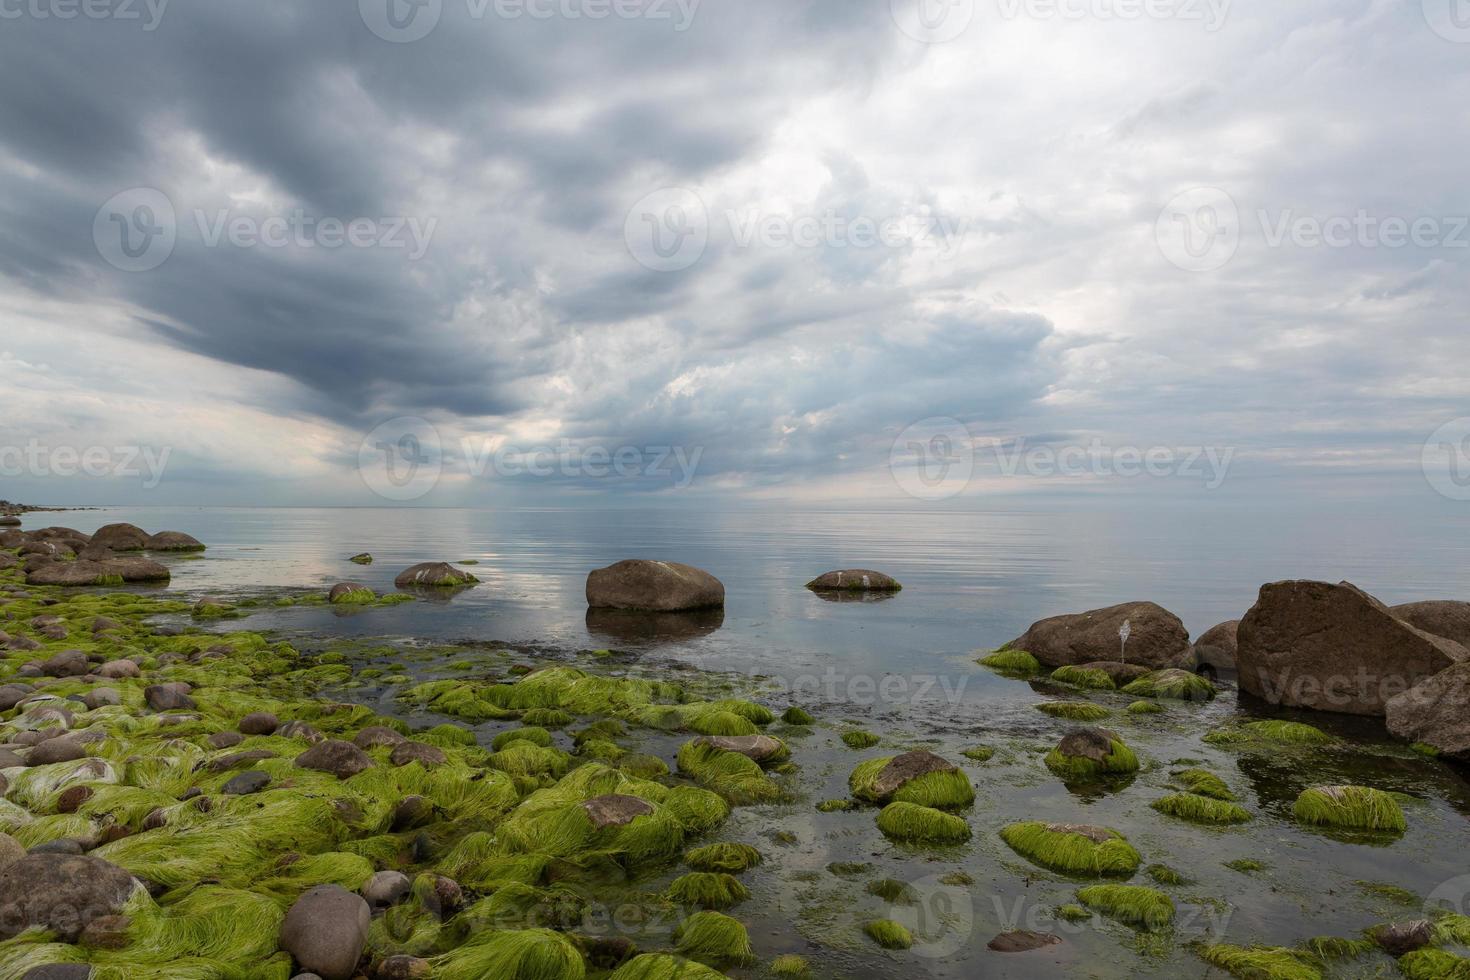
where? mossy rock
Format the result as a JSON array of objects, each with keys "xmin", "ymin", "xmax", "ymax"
[
  {"xmin": 1204, "ymin": 720, "xmax": 1334, "ymax": 746},
  {"xmin": 667, "ymin": 871, "xmax": 749, "ymax": 909},
  {"xmin": 1170, "ymin": 768, "xmax": 1235, "ymax": 801},
  {"xmin": 770, "ymin": 954, "xmax": 812, "ymax": 978},
  {"xmin": 978, "ymin": 648, "xmax": 1042, "ymax": 674},
  {"xmin": 684, "ymin": 842, "xmax": 762, "ymax": 873},
  {"xmin": 848, "ymin": 751, "xmax": 974, "ymax": 809},
  {"xmin": 863, "ymin": 919, "xmax": 913, "ymax": 949},
  {"xmin": 1051, "ymin": 665, "xmax": 1117, "ymax": 690},
  {"xmin": 1121, "ymin": 668, "xmax": 1216, "ymax": 701},
  {"xmin": 1043, "ymin": 728, "xmax": 1139, "ymax": 778},
  {"xmin": 1076, "ymin": 885, "xmax": 1174, "ymax": 930},
  {"xmin": 841, "ymin": 730, "xmax": 880, "ymax": 749},
  {"xmin": 999, "ymin": 821, "xmax": 1141, "ymax": 876},
  {"xmin": 674, "ymin": 910, "xmax": 754, "ymax": 965},
  {"xmin": 781, "ymin": 706, "xmax": 815, "ymax": 725},
  {"xmin": 1197, "ymin": 943, "xmax": 1323, "ymax": 980},
  {"xmin": 960, "ymin": 745, "xmax": 995, "ymax": 762},
  {"xmin": 1035, "ymin": 701, "xmax": 1111, "ymax": 721},
  {"xmin": 1126, "ymin": 700, "xmax": 1164, "ymax": 715},
  {"xmin": 875, "ymin": 802, "xmax": 971, "ymax": 844},
  {"xmin": 1400, "ymin": 948, "xmax": 1470, "ymax": 980},
  {"xmin": 1292, "ymin": 785, "xmax": 1406, "ymax": 833},
  {"xmin": 608, "ymin": 954, "xmax": 727, "ymax": 979},
  {"xmin": 1151, "ymin": 793, "xmax": 1253, "ymax": 825}
]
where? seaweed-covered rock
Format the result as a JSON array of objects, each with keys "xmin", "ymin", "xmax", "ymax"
[
  {"xmin": 1045, "ymin": 728, "xmax": 1138, "ymax": 777},
  {"xmin": 1238, "ymin": 581, "xmax": 1468, "ymax": 716},
  {"xmin": 988, "ymin": 930, "xmax": 1063, "ymax": 953},
  {"xmin": 89, "ymin": 523, "xmax": 148, "ymax": 551},
  {"xmin": 280, "ymin": 884, "xmax": 371, "ymax": 980},
  {"xmin": 1075, "ymin": 661, "xmax": 1151, "ymax": 685},
  {"xmin": 1391, "ymin": 600, "xmax": 1470, "ymax": 648},
  {"xmin": 805, "ymin": 569, "xmax": 902, "ymax": 592},
  {"xmin": 1191, "ymin": 620, "xmax": 1239, "ymax": 675},
  {"xmin": 328, "ymin": 583, "xmax": 375, "ymax": 604},
  {"xmin": 349, "ymin": 553, "xmax": 373, "ymax": 565},
  {"xmin": 353, "ymin": 726, "xmax": 405, "ymax": 749},
  {"xmin": 393, "ymin": 563, "xmax": 478, "ymax": 589},
  {"xmin": 295, "ymin": 740, "xmax": 374, "ymax": 779},
  {"xmin": 692, "ymin": 734, "xmax": 784, "ymax": 763},
  {"xmin": 850, "ymin": 750, "xmax": 971, "ymax": 807},
  {"xmin": 0, "ymin": 853, "xmax": 139, "ymax": 941},
  {"xmin": 1007, "ymin": 602, "xmax": 1190, "ymax": 669},
  {"xmin": 389, "ymin": 741, "xmax": 446, "ymax": 768},
  {"xmin": 582, "ymin": 794, "xmax": 655, "ymax": 829},
  {"xmin": 1370, "ymin": 920, "xmax": 1434, "ymax": 957},
  {"xmin": 999, "ymin": 822, "xmax": 1141, "ymax": 876},
  {"xmin": 1386, "ymin": 662, "xmax": 1470, "ymax": 760},
  {"xmin": 1292, "ymin": 785, "xmax": 1406, "ymax": 833},
  {"xmin": 144, "ymin": 530, "xmax": 205, "ymax": 552},
  {"xmin": 586, "ymin": 560, "xmax": 725, "ymax": 612}
]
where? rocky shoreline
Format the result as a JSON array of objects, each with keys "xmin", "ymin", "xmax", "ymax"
[{"xmin": 0, "ymin": 519, "xmax": 1467, "ymax": 979}]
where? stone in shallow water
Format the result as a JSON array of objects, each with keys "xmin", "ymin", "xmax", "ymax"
[
  {"xmin": 585, "ymin": 559, "xmax": 724, "ymax": 612},
  {"xmin": 871, "ymin": 750, "xmax": 957, "ymax": 798},
  {"xmin": 988, "ymin": 930, "xmax": 1063, "ymax": 953},
  {"xmin": 805, "ymin": 569, "xmax": 902, "ymax": 591},
  {"xmin": 693, "ymin": 734, "xmax": 784, "ymax": 763}
]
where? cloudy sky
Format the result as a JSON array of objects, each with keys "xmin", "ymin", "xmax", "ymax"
[{"xmin": 0, "ymin": 0, "xmax": 1466, "ymax": 506}]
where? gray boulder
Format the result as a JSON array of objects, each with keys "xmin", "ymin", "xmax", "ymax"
[
  {"xmin": 280, "ymin": 884, "xmax": 370, "ymax": 980},
  {"xmin": 585, "ymin": 559, "xmax": 724, "ymax": 612},
  {"xmin": 1007, "ymin": 601, "xmax": 1191, "ymax": 670},
  {"xmin": 0, "ymin": 854, "xmax": 138, "ymax": 941}
]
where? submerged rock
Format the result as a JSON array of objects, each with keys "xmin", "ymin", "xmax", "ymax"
[
  {"xmin": 1238, "ymin": 580, "xmax": 1468, "ymax": 716},
  {"xmin": 1370, "ymin": 920, "xmax": 1434, "ymax": 957},
  {"xmin": 1007, "ymin": 601, "xmax": 1190, "ymax": 669},
  {"xmin": 0, "ymin": 853, "xmax": 139, "ymax": 941},
  {"xmin": 1386, "ymin": 662, "xmax": 1470, "ymax": 760},
  {"xmin": 805, "ymin": 569, "xmax": 902, "ymax": 592},
  {"xmin": 280, "ymin": 884, "xmax": 371, "ymax": 980},
  {"xmin": 586, "ymin": 559, "xmax": 725, "ymax": 612},
  {"xmin": 393, "ymin": 562, "xmax": 478, "ymax": 589},
  {"xmin": 328, "ymin": 582, "xmax": 375, "ymax": 604}
]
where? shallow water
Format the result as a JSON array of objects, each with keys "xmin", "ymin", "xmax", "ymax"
[{"xmin": 27, "ymin": 501, "xmax": 1470, "ymax": 977}]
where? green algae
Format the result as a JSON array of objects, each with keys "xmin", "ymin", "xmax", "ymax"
[
  {"xmin": 1205, "ymin": 720, "xmax": 1335, "ymax": 746},
  {"xmin": 770, "ymin": 953, "xmax": 812, "ymax": 977},
  {"xmin": 999, "ymin": 822, "xmax": 1142, "ymax": 876},
  {"xmin": 1145, "ymin": 864, "xmax": 1187, "ymax": 886},
  {"xmin": 1051, "ymin": 665, "xmax": 1117, "ymax": 690},
  {"xmin": 1301, "ymin": 936, "xmax": 1375, "ymax": 960},
  {"xmin": 1044, "ymin": 737, "xmax": 1139, "ymax": 778},
  {"xmin": 781, "ymin": 706, "xmax": 815, "ymax": 725},
  {"xmin": 875, "ymin": 801, "xmax": 971, "ymax": 844},
  {"xmin": 1150, "ymin": 793, "xmax": 1253, "ymax": 825},
  {"xmin": 663, "ymin": 785, "xmax": 732, "ymax": 835},
  {"xmin": 668, "ymin": 871, "xmax": 750, "ymax": 908},
  {"xmin": 608, "ymin": 953, "xmax": 727, "ymax": 980},
  {"xmin": 1170, "ymin": 768, "xmax": 1235, "ymax": 800},
  {"xmin": 1076, "ymin": 884, "xmax": 1174, "ymax": 930},
  {"xmin": 520, "ymin": 708, "xmax": 574, "ymax": 728},
  {"xmin": 847, "ymin": 756, "xmax": 974, "ymax": 809},
  {"xmin": 676, "ymin": 740, "xmax": 784, "ymax": 805},
  {"xmin": 685, "ymin": 842, "xmax": 762, "ymax": 873},
  {"xmin": 675, "ymin": 910, "xmax": 755, "ymax": 964},
  {"xmin": 863, "ymin": 919, "xmax": 913, "ymax": 949},
  {"xmin": 1292, "ymin": 785, "xmax": 1406, "ymax": 833},
  {"xmin": 1121, "ymin": 669, "xmax": 1216, "ymax": 701},
  {"xmin": 841, "ymin": 730, "xmax": 881, "ymax": 749},
  {"xmin": 816, "ymin": 799, "xmax": 853, "ymax": 812},
  {"xmin": 428, "ymin": 927, "xmax": 586, "ymax": 980},
  {"xmin": 978, "ymin": 648, "xmax": 1042, "ymax": 673},
  {"xmin": 865, "ymin": 878, "xmax": 918, "ymax": 903},
  {"xmin": 492, "ymin": 726, "xmax": 555, "ymax": 750},
  {"xmin": 1197, "ymin": 944, "xmax": 1322, "ymax": 980},
  {"xmin": 960, "ymin": 745, "xmax": 995, "ymax": 762},
  {"xmin": 1127, "ymin": 700, "xmax": 1164, "ymax": 715},
  {"xmin": 1035, "ymin": 701, "xmax": 1111, "ymax": 721},
  {"xmin": 1401, "ymin": 948, "xmax": 1470, "ymax": 979},
  {"xmin": 1226, "ymin": 859, "xmax": 1270, "ymax": 874}
]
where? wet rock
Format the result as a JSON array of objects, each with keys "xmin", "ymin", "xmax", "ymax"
[
  {"xmin": 393, "ymin": 562, "xmax": 478, "ymax": 589},
  {"xmin": 352, "ymin": 726, "xmax": 405, "ymax": 749},
  {"xmin": 56, "ymin": 786, "xmax": 94, "ymax": 814},
  {"xmin": 280, "ymin": 884, "xmax": 371, "ymax": 980},
  {"xmin": 328, "ymin": 582, "xmax": 374, "ymax": 604},
  {"xmin": 144, "ymin": 685, "xmax": 195, "ymax": 712},
  {"xmin": 27, "ymin": 739, "xmax": 85, "ymax": 766},
  {"xmin": 1386, "ymin": 662, "xmax": 1470, "ymax": 760},
  {"xmin": 349, "ymin": 553, "xmax": 373, "ymax": 565},
  {"xmin": 1238, "ymin": 580, "xmax": 1468, "ymax": 716},
  {"xmin": 192, "ymin": 597, "xmax": 229, "ymax": 616},
  {"xmin": 871, "ymin": 750, "xmax": 958, "ymax": 798},
  {"xmin": 1191, "ymin": 621, "xmax": 1239, "ymax": 675},
  {"xmin": 806, "ymin": 569, "xmax": 902, "ymax": 592},
  {"xmin": 295, "ymin": 740, "xmax": 374, "ymax": 779},
  {"xmin": 373, "ymin": 956, "xmax": 430, "ymax": 980},
  {"xmin": 1074, "ymin": 661, "xmax": 1152, "ymax": 685},
  {"xmin": 144, "ymin": 530, "xmax": 205, "ymax": 552},
  {"xmin": 693, "ymin": 734, "xmax": 785, "ymax": 763},
  {"xmin": 361, "ymin": 870, "xmax": 411, "ymax": 909},
  {"xmin": 1007, "ymin": 601, "xmax": 1191, "ymax": 669},
  {"xmin": 1391, "ymin": 600, "xmax": 1470, "ymax": 648},
  {"xmin": 1054, "ymin": 728, "xmax": 1121, "ymax": 764},
  {"xmin": 26, "ymin": 557, "xmax": 169, "ymax": 586},
  {"xmin": 0, "ymin": 853, "xmax": 139, "ymax": 941},
  {"xmin": 390, "ymin": 796, "xmax": 435, "ymax": 832},
  {"xmin": 988, "ymin": 930, "xmax": 1063, "ymax": 953},
  {"xmin": 222, "ymin": 771, "xmax": 271, "ymax": 795},
  {"xmin": 1371, "ymin": 920, "xmax": 1434, "ymax": 957},
  {"xmin": 207, "ymin": 732, "xmax": 245, "ymax": 750},
  {"xmin": 239, "ymin": 712, "xmax": 279, "ymax": 736},
  {"xmin": 389, "ymin": 741, "xmax": 446, "ymax": 768},
  {"xmin": 29, "ymin": 840, "xmax": 85, "ymax": 856},
  {"xmin": 40, "ymin": 650, "xmax": 88, "ymax": 678},
  {"xmin": 581, "ymin": 794, "xmax": 654, "ymax": 829},
  {"xmin": 586, "ymin": 559, "xmax": 724, "ymax": 612},
  {"xmin": 0, "ymin": 749, "xmax": 21, "ymax": 768},
  {"xmin": 89, "ymin": 523, "xmax": 148, "ymax": 552},
  {"xmin": 415, "ymin": 874, "xmax": 462, "ymax": 915},
  {"xmin": 96, "ymin": 660, "xmax": 140, "ymax": 679}
]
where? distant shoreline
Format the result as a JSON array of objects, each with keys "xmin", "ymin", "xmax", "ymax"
[{"xmin": 0, "ymin": 501, "xmax": 98, "ymax": 515}]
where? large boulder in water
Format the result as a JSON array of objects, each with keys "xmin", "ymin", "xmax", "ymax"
[
  {"xmin": 1006, "ymin": 601, "xmax": 1190, "ymax": 670},
  {"xmin": 1238, "ymin": 581, "xmax": 1468, "ymax": 716},
  {"xmin": 143, "ymin": 530, "xmax": 204, "ymax": 552},
  {"xmin": 393, "ymin": 563, "xmax": 478, "ymax": 589},
  {"xmin": 585, "ymin": 559, "xmax": 724, "ymax": 612},
  {"xmin": 1391, "ymin": 601, "xmax": 1470, "ymax": 648},
  {"xmin": 806, "ymin": 569, "xmax": 902, "ymax": 592},
  {"xmin": 1191, "ymin": 620, "xmax": 1239, "ymax": 675},
  {"xmin": 87, "ymin": 523, "xmax": 148, "ymax": 552},
  {"xmin": 25, "ymin": 557, "xmax": 169, "ymax": 586},
  {"xmin": 1386, "ymin": 662, "xmax": 1470, "ymax": 760},
  {"xmin": 279, "ymin": 884, "xmax": 370, "ymax": 980},
  {"xmin": 0, "ymin": 854, "xmax": 139, "ymax": 941}
]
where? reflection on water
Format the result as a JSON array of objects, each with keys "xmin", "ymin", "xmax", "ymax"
[{"xmin": 584, "ymin": 606, "xmax": 726, "ymax": 645}]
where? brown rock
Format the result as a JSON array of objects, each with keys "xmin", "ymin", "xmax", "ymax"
[
  {"xmin": 870, "ymin": 750, "xmax": 958, "ymax": 799},
  {"xmin": 207, "ymin": 732, "xmax": 245, "ymax": 750},
  {"xmin": 1391, "ymin": 601, "xmax": 1470, "ymax": 648},
  {"xmin": 361, "ymin": 870, "xmax": 412, "ymax": 909},
  {"xmin": 205, "ymin": 749, "xmax": 277, "ymax": 772},
  {"xmin": 1191, "ymin": 620, "xmax": 1239, "ymax": 675},
  {"xmin": 352, "ymin": 726, "xmax": 405, "ymax": 749},
  {"xmin": 295, "ymin": 740, "xmax": 374, "ymax": 779},
  {"xmin": 1386, "ymin": 662, "xmax": 1470, "ymax": 760},
  {"xmin": 693, "ymin": 734, "xmax": 784, "ymax": 763},
  {"xmin": 26, "ymin": 739, "xmax": 85, "ymax": 766},
  {"xmin": 1370, "ymin": 920, "xmax": 1435, "ymax": 957},
  {"xmin": 0, "ymin": 854, "xmax": 138, "ymax": 941},
  {"xmin": 1238, "ymin": 581, "xmax": 1469, "ymax": 716},
  {"xmin": 279, "ymin": 884, "xmax": 370, "ymax": 980},
  {"xmin": 581, "ymin": 794, "xmax": 654, "ymax": 829},
  {"xmin": 988, "ymin": 930, "xmax": 1063, "ymax": 953},
  {"xmin": 805, "ymin": 569, "xmax": 902, "ymax": 592},
  {"xmin": 279, "ymin": 721, "xmax": 324, "ymax": 743},
  {"xmin": 88, "ymin": 523, "xmax": 148, "ymax": 552},
  {"xmin": 97, "ymin": 660, "xmax": 140, "ymax": 679},
  {"xmin": 238, "ymin": 712, "xmax": 279, "ymax": 736},
  {"xmin": 374, "ymin": 955, "xmax": 431, "ymax": 980},
  {"xmin": 390, "ymin": 796, "xmax": 434, "ymax": 832},
  {"xmin": 328, "ymin": 582, "xmax": 374, "ymax": 603},
  {"xmin": 392, "ymin": 563, "xmax": 478, "ymax": 589},
  {"xmin": 143, "ymin": 531, "xmax": 204, "ymax": 552},
  {"xmin": 78, "ymin": 914, "xmax": 131, "ymax": 950},
  {"xmin": 144, "ymin": 686, "xmax": 195, "ymax": 712},
  {"xmin": 585, "ymin": 559, "xmax": 724, "ymax": 612},
  {"xmin": 39, "ymin": 651, "xmax": 88, "ymax": 678},
  {"xmin": 1053, "ymin": 727, "xmax": 1121, "ymax": 764},
  {"xmin": 388, "ymin": 741, "xmax": 446, "ymax": 768},
  {"xmin": 1074, "ymin": 661, "xmax": 1152, "ymax": 685},
  {"xmin": 56, "ymin": 786, "xmax": 94, "ymax": 814},
  {"xmin": 1007, "ymin": 601, "xmax": 1190, "ymax": 669}
]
